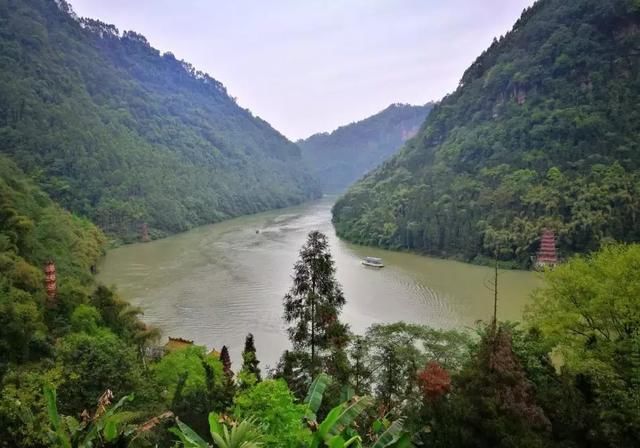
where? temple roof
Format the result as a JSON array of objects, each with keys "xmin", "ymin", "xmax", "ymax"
[{"xmin": 164, "ymin": 337, "xmax": 194, "ymax": 352}]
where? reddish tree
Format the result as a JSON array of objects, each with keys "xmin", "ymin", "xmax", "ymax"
[
  {"xmin": 417, "ymin": 361, "xmax": 451, "ymax": 401},
  {"xmin": 486, "ymin": 327, "xmax": 550, "ymax": 429}
]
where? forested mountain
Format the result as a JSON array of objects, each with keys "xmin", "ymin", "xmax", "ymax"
[
  {"xmin": 0, "ymin": 0, "xmax": 319, "ymax": 241},
  {"xmin": 333, "ymin": 0, "xmax": 640, "ymax": 267},
  {"xmin": 299, "ymin": 103, "xmax": 433, "ymax": 192}
]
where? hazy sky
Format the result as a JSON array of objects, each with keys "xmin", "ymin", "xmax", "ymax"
[{"xmin": 69, "ymin": 0, "xmax": 534, "ymax": 140}]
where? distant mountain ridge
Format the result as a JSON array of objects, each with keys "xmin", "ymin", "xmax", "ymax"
[
  {"xmin": 0, "ymin": 0, "xmax": 319, "ymax": 240},
  {"xmin": 298, "ymin": 103, "xmax": 433, "ymax": 192},
  {"xmin": 333, "ymin": 0, "xmax": 640, "ymax": 266}
]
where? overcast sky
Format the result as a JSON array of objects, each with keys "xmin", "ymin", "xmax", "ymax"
[{"xmin": 69, "ymin": 0, "xmax": 534, "ymax": 140}]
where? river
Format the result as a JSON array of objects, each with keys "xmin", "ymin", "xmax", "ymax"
[{"xmin": 97, "ymin": 197, "xmax": 540, "ymax": 368}]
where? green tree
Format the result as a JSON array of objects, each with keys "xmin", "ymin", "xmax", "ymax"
[
  {"xmin": 240, "ymin": 333, "xmax": 261, "ymax": 384},
  {"xmin": 527, "ymin": 244, "xmax": 640, "ymax": 446},
  {"xmin": 282, "ymin": 231, "xmax": 349, "ymax": 384},
  {"xmin": 364, "ymin": 323, "xmax": 470, "ymax": 416},
  {"xmin": 153, "ymin": 345, "xmax": 227, "ymax": 435},
  {"xmin": 233, "ymin": 379, "xmax": 309, "ymax": 448},
  {"xmin": 55, "ymin": 330, "xmax": 143, "ymax": 415}
]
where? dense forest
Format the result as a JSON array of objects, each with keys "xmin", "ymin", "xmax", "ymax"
[
  {"xmin": 333, "ymin": 0, "xmax": 640, "ymax": 267},
  {"xmin": 298, "ymin": 104, "xmax": 433, "ymax": 192},
  {"xmin": 0, "ymin": 0, "xmax": 319, "ymax": 241}
]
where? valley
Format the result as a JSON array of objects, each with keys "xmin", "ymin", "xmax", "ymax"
[{"xmin": 1, "ymin": 1, "xmax": 638, "ymax": 446}]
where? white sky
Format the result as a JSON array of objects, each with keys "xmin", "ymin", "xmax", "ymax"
[{"xmin": 69, "ymin": 0, "xmax": 534, "ymax": 140}]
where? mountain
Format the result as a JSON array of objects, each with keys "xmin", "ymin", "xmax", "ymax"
[
  {"xmin": 333, "ymin": 0, "xmax": 640, "ymax": 267},
  {"xmin": 298, "ymin": 103, "xmax": 433, "ymax": 192},
  {"xmin": 0, "ymin": 0, "xmax": 319, "ymax": 241}
]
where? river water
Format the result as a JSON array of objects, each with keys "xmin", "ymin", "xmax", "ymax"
[{"xmin": 97, "ymin": 197, "xmax": 540, "ymax": 368}]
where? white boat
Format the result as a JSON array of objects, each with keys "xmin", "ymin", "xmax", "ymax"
[{"xmin": 362, "ymin": 257, "xmax": 384, "ymax": 268}]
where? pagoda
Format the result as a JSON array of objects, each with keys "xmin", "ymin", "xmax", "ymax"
[{"xmin": 535, "ymin": 229, "xmax": 558, "ymax": 268}]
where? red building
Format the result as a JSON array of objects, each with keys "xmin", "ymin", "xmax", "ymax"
[{"xmin": 535, "ymin": 229, "xmax": 558, "ymax": 268}]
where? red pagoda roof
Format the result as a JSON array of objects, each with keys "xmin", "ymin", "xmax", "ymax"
[{"xmin": 536, "ymin": 230, "xmax": 558, "ymax": 264}]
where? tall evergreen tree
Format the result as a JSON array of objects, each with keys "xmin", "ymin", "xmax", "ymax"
[
  {"xmin": 240, "ymin": 333, "xmax": 261, "ymax": 382},
  {"xmin": 218, "ymin": 345, "xmax": 236, "ymax": 407},
  {"xmin": 282, "ymin": 231, "xmax": 349, "ymax": 381},
  {"xmin": 219, "ymin": 345, "xmax": 233, "ymax": 380}
]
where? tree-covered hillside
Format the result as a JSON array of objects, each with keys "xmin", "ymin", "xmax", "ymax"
[
  {"xmin": 0, "ymin": 0, "xmax": 319, "ymax": 241},
  {"xmin": 333, "ymin": 0, "xmax": 640, "ymax": 267},
  {"xmin": 299, "ymin": 103, "xmax": 433, "ymax": 192}
]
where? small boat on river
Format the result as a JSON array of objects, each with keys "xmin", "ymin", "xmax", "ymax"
[{"xmin": 362, "ymin": 257, "xmax": 384, "ymax": 268}]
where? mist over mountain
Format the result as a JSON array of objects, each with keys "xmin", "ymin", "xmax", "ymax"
[{"xmin": 298, "ymin": 103, "xmax": 433, "ymax": 192}]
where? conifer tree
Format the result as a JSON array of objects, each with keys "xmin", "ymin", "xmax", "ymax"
[
  {"xmin": 282, "ymin": 231, "xmax": 349, "ymax": 381},
  {"xmin": 218, "ymin": 345, "xmax": 236, "ymax": 406},
  {"xmin": 240, "ymin": 333, "xmax": 261, "ymax": 382},
  {"xmin": 219, "ymin": 345, "xmax": 233, "ymax": 380}
]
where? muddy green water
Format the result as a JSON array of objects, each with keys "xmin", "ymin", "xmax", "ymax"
[{"xmin": 97, "ymin": 197, "xmax": 540, "ymax": 367}]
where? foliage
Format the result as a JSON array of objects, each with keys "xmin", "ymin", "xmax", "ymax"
[
  {"xmin": 0, "ymin": 367, "xmax": 63, "ymax": 447},
  {"xmin": 154, "ymin": 346, "xmax": 224, "ymax": 402},
  {"xmin": 302, "ymin": 374, "xmax": 412, "ymax": 448},
  {"xmin": 0, "ymin": 156, "xmax": 137, "ymax": 446},
  {"xmin": 452, "ymin": 325, "xmax": 551, "ymax": 447},
  {"xmin": 233, "ymin": 379, "xmax": 309, "ymax": 448},
  {"xmin": 153, "ymin": 345, "xmax": 229, "ymax": 436},
  {"xmin": 171, "ymin": 372, "xmax": 412, "ymax": 448},
  {"xmin": 44, "ymin": 385, "xmax": 143, "ymax": 447},
  {"xmin": 0, "ymin": 0, "xmax": 319, "ymax": 241},
  {"xmin": 361, "ymin": 322, "xmax": 470, "ymax": 415},
  {"xmin": 527, "ymin": 243, "xmax": 640, "ymax": 446},
  {"xmin": 333, "ymin": 0, "xmax": 640, "ymax": 266},
  {"xmin": 5, "ymin": 218, "xmax": 640, "ymax": 447},
  {"xmin": 239, "ymin": 334, "xmax": 261, "ymax": 385},
  {"xmin": 303, "ymin": 373, "xmax": 332, "ymax": 421},
  {"xmin": 299, "ymin": 103, "xmax": 433, "ymax": 192},
  {"xmin": 281, "ymin": 231, "xmax": 349, "ymax": 392},
  {"xmin": 416, "ymin": 362, "xmax": 451, "ymax": 402},
  {"xmin": 171, "ymin": 413, "xmax": 262, "ymax": 448},
  {"xmin": 55, "ymin": 329, "xmax": 144, "ymax": 415}
]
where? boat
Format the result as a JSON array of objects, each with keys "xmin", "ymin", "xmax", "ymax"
[{"xmin": 362, "ymin": 257, "xmax": 384, "ymax": 268}]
